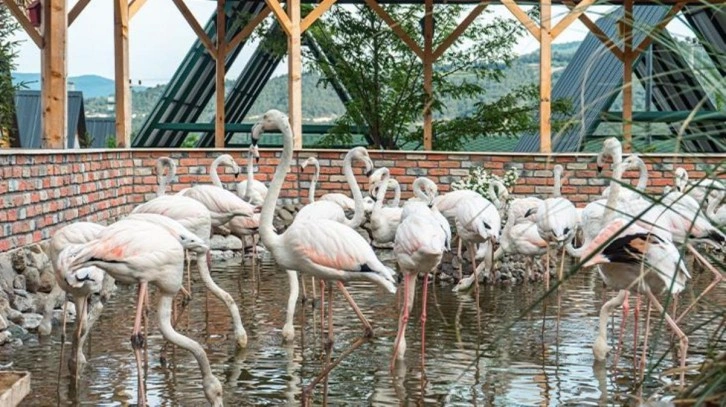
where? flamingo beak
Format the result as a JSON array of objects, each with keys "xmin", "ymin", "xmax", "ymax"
[{"xmin": 583, "ymin": 254, "xmax": 608, "ymax": 268}]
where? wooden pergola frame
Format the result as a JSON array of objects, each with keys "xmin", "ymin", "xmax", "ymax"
[{"xmin": 1, "ymin": 0, "xmax": 697, "ymax": 152}]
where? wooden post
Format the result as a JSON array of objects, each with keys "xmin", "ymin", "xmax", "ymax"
[
  {"xmin": 423, "ymin": 0, "xmax": 434, "ymax": 150},
  {"xmin": 622, "ymin": 0, "xmax": 633, "ymax": 152},
  {"xmin": 288, "ymin": 0, "xmax": 303, "ymax": 149},
  {"xmin": 42, "ymin": 0, "xmax": 68, "ymax": 149},
  {"xmin": 114, "ymin": 0, "xmax": 131, "ymax": 148},
  {"xmin": 215, "ymin": 0, "xmax": 226, "ymax": 148},
  {"xmin": 540, "ymin": 0, "xmax": 552, "ymax": 153}
]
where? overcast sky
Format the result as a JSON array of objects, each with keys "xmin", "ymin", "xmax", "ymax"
[{"xmin": 10, "ymin": 1, "xmax": 694, "ymax": 86}]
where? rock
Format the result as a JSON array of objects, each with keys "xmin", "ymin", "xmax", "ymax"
[
  {"xmin": 11, "ymin": 251, "xmax": 26, "ymax": 273},
  {"xmin": 53, "ymin": 307, "xmax": 76, "ymax": 324},
  {"xmin": 283, "ymin": 204, "xmax": 296, "ymax": 213},
  {"xmin": 38, "ymin": 270, "xmax": 56, "ymax": 293},
  {"xmin": 6, "ymin": 323, "xmax": 28, "ymax": 338},
  {"xmin": 0, "ymin": 331, "xmax": 11, "ymax": 346},
  {"xmin": 0, "ymin": 254, "xmax": 15, "ymax": 289},
  {"xmin": 6, "ymin": 309, "xmax": 22, "ymax": 324},
  {"xmin": 24, "ymin": 267, "xmax": 41, "ymax": 293},
  {"xmin": 0, "ymin": 314, "xmax": 7, "ymax": 330},
  {"xmin": 277, "ymin": 208, "xmax": 294, "ymax": 222},
  {"xmin": 210, "ymin": 235, "xmax": 243, "ymax": 251},
  {"xmin": 10, "ymin": 290, "xmax": 35, "ymax": 313},
  {"xmin": 12, "ymin": 275, "xmax": 26, "ymax": 290},
  {"xmin": 10, "ymin": 338, "xmax": 23, "ymax": 347},
  {"xmin": 20, "ymin": 313, "xmax": 43, "ymax": 330}
]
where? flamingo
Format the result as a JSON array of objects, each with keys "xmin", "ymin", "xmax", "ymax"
[
  {"xmin": 524, "ymin": 165, "xmax": 577, "ymax": 285},
  {"xmin": 368, "ymin": 167, "xmax": 401, "ymax": 208},
  {"xmin": 127, "ymin": 212, "xmax": 248, "ymax": 348},
  {"xmin": 296, "ymin": 147, "xmax": 373, "ymax": 229},
  {"xmin": 391, "ymin": 177, "xmax": 448, "ymax": 369},
  {"xmin": 367, "ymin": 168, "xmax": 404, "ymax": 247},
  {"xmin": 495, "ymin": 203, "xmax": 548, "ymax": 281},
  {"xmin": 57, "ymin": 218, "xmax": 223, "ymax": 406},
  {"xmin": 43, "ymin": 222, "xmax": 107, "ymax": 380},
  {"xmin": 237, "ymin": 149, "xmax": 268, "ymax": 206},
  {"xmin": 602, "ymin": 154, "xmax": 648, "ymax": 201},
  {"xmin": 674, "ymin": 167, "xmax": 725, "ymax": 206},
  {"xmin": 250, "ymin": 109, "xmax": 396, "ymax": 397}
]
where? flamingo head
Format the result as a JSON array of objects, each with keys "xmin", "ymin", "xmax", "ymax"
[
  {"xmin": 203, "ymin": 375, "xmax": 224, "ymax": 407},
  {"xmin": 301, "ymin": 156, "xmax": 317, "ymax": 170}
]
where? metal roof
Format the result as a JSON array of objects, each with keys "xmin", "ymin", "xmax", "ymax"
[
  {"xmin": 86, "ymin": 117, "xmax": 116, "ymax": 148},
  {"xmin": 516, "ymin": 5, "xmax": 725, "ymax": 153},
  {"xmin": 132, "ymin": 0, "xmax": 267, "ymax": 148},
  {"xmin": 683, "ymin": 4, "xmax": 726, "ymax": 76},
  {"xmin": 14, "ymin": 90, "xmax": 85, "ymax": 148},
  {"xmin": 197, "ymin": 22, "xmax": 285, "ymax": 147}
]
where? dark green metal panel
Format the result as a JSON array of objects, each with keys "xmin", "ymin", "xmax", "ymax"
[
  {"xmin": 601, "ymin": 111, "xmax": 726, "ymax": 122},
  {"xmin": 132, "ymin": 0, "xmax": 268, "ymax": 148}
]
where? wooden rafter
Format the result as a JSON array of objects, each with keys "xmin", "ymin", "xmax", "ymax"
[
  {"xmin": 228, "ymin": 6, "xmax": 271, "ymax": 52},
  {"xmin": 433, "ymin": 1, "xmax": 488, "ymax": 60},
  {"xmin": 501, "ymin": 0, "xmax": 540, "ymax": 40},
  {"xmin": 3, "ymin": 0, "xmax": 43, "ymax": 47},
  {"xmin": 129, "ymin": 0, "xmax": 148, "ymax": 19},
  {"xmin": 551, "ymin": 0, "xmax": 596, "ymax": 40},
  {"xmin": 364, "ymin": 0, "xmax": 423, "ymax": 59},
  {"xmin": 564, "ymin": 1, "xmax": 623, "ymax": 61},
  {"xmin": 301, "ymin": 0, "xmax": 337, "ymax": 33},
  {"xmin": 265, "ymin": 0, "xmax": 292, "ymax": 35},
  {"xmin": 633, "ymin": 2, "xmax": 685, "ymax": 56},
  {"xmin": 68, "ymin": 0, "xmax": 92, "ymax": 27},
  {"xmin": 172, "ymin": 0, "xmax": 217, "ymax": 60}
]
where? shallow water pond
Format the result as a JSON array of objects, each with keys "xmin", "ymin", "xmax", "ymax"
[{"xmin": 3, "ymin": 251, "xmax": 724, "ymax": 406}]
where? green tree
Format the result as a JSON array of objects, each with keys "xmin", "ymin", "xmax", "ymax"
[
  {"xmin": 307, "ymin": 4, "xmax": 565, "ymax": 150},
  {"xmin": 0, "ymin": 5, "xmax": 20, "ymax": 147}
]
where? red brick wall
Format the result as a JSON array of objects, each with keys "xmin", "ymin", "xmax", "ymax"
[{"xmin": 1, "ymin": 149, "xmax": 724, "ymax": 252}]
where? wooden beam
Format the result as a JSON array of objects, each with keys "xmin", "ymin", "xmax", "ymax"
[
  {"xmin": 265, "ymin": 0, "xmax": 292, "ymax": 36},
  {"xmin": 288, "ymin": 0, "xmax": 303, "ymax": 149},
  {"xmin": 301, "ymin": 0, "xmax": 336, "ymax": 33},
  {"xmin": 564, "ymin": 1, "xmax": 623, "ymax": 61},
  {"xmin": 364, "ymin": 0, "xmax": 423, "ymax": 59},
  {"xmin": 215, "ymin": 0, "xmax": 226, "ymax": 148},
  {"xmin": 622, "ymin": 0, "xmax": 633, "ymax": 152},
  {"xmin": 633, "ymin": 2, "xmax": 685, "ymax": 57},
  {"xmin": 228, "ymin": 6, "xmax": 271, "ymax": 52},
  {"xmin": 68, "ymin": 0, "xmax": 92, "ymax": 27},
  {"xmin": 551, "ymin": 0, "xmax": 595, "ymax": 40},
  {"xmin": 114, "ymin": 0, "xmax": 131, "ymax": 148},
  {"xmin": 129, "ymin": 0, "xmax": 148, "ymax": 19},
  {"xmin": 41, "ymin": 0, "xmax": 68, "ymax": 149},
  {"xmin": 172, "ymin": 0, "xmax": 217, "ymax": 60},
  {"xmin": 433, "ymin": 2, "xmax": 487, "ymax": 61},
  {"xmin": 539, "ymin": 0, "xmax": 552, "ymax": 153},
  {"xmin": 501, "ymin": 0, "xmax": 540, "ymax": 40},
  {"xmin": 3, "ymin": 0, "xmax": 43, "ymax": 47},
  {"xmin": 423, "ymin": 0, "xmax": 433, "ymax": 150}
]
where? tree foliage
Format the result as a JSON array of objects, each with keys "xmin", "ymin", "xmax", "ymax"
[
  {"xmin": 307, "ymin": 4, "xmax": 569, "ymax": 150},
  {"xmin": 0, "ymin": 5, "xmax": 20, "ymax": 147}
]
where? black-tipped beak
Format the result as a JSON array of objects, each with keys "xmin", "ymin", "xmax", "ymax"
[
  {"xmin": 370, "ymin": 195, "xmax": 377, "ymax": 202},
  {"xmin": 255, "ymin": 156, "xmax": 260, "ymax": 164},
  {"xmin": 396, "ymin": 273, "xmax": 403, "ymax": 284},
  {"xmin": 235, "ymin": 171, "xmax": 241, "ymax": 180},
  {"xmin": 365, "ymin": 169, "xmax": 373, "ymax": 177},
  {"xmin": 524, "ymin": 208, "xmax": 536, "ymax": 218},
  {"xmin": 597, "ymin": 165, "xmax": 603, "ymax": 173}
]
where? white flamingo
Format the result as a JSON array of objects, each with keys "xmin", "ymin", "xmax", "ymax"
[
  {"xmin": 126, "ymin": 212, "xmax": 248, "ymax": 348},
  {"xmin": 58, "ymin": 218, "xmax": 223, "ymax": 406},
  {"xmin": 368, "ymin": 168, "xmax": 401, "ymax": 208},
  {"xmin": 368, "ymin": 168, "xmax": 404, "ymax": 247},
  {"xmin": 250, "ymin": 109, "xmax": 396, "ymax": 395},
  {"xmin": 391, "ymin": 177, "xmax": 448, "ymax": 369},
  {"xmin": 237, "ymin": 149, "xmax": 268, "ymax": 206}
]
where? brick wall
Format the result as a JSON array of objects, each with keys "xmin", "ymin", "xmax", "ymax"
[{"xmin": 1, "ymin": 148, "xmax": 724, "ymax": 253}]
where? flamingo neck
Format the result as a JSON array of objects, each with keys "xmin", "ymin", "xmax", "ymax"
[
  {"xmin": 157, "ymin": 295, "xmax": 215, "ymax": 380},
  {"xmin": 308, "ymin": 160, "xmax": 320, "ymax": 204},
  {"xmin": 210, "ymin": 156, "xmax": 224, "ymax": 188},
  {"xmin": 635, "ymin": 159, "xmax": 648, "ymax": 192},
  {"xmin": 374, "ymin": 169, "xmax": 391, "ymax": 211},
  {"xmin": 258, "ymin": 119, "xmax": 292, "ymax": 251},
  {"xmin": 553, "ymin": 168, "xmax": 562, "ymax": 198},
  {"xmin": 707, "ymin": 189, "xmax": 724, "ymax": 218},
  {"xmin": 244, "ymin": 151, "xmax": 255, "ymax": 200},
  {"xmin": 156, "ymin": 159, "xmax": 176, "ymax": 197},
  {"xmin": 390, "ymin": 179, "xmax": 401, "ymax": 207},
  {"xmin": 603, "ymin": 159, "xmax": 625, "ymax": 224},
  {"xmin": 342, "ymin": 150, "xmax": 366, "ymax": 229}
]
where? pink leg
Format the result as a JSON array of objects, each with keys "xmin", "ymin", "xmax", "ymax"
[
  {"xmin": 612, "ymin": 291, "xmax": 630, "ymax": 369},
  {"xmin": 639, "ymin": 298, "xmax": 652, "ymax": 382},
  {"xmin": 319, "ymin": 280, "xmax": 326, "ymax": 349},
  {"xmin": 677, "ymin": 245, "xmax": 724, "ymax": 323},
  {"xmin": 633, "ymin": 294, "xmax": 641, "ymax": 368},
  {"xmin": 545, "ymin": 248, "xmax": 550, "ymax": 290},
  {"xmin": 421, "ymin": 272, "xmax": 430, "ymax": 372},
  {"xmin": 647, "ymin": 291, "xmax": 689, "ymax": 388},
  {"xmin": 390, "ymin": 273, "xmax": 413, "ymax": 370},
  {"xmin": 336, "ymin": 282, "xmax": 373, "ymax": 336},
  {"xmin": 457, "ymin": 238, "xmax": 463, "ymax": 281},
  {"xmin": 131, "ymin": 282, "xmax": 148, "ymax": 407}
]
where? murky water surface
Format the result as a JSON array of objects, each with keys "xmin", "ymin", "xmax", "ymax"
[{"xmin": 3, "ymin": 251, "xmax": 724, "ymax": 406}]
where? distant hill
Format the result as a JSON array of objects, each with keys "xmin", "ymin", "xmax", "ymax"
[{"xmin": 11, "ymin": 73, "xmax": 145, "ymax": 98}]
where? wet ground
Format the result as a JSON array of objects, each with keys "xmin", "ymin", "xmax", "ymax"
[{"xmin": 2, "ymin": 250, "xmax": 724, "ymax": 406}]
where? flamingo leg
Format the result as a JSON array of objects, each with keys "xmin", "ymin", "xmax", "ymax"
[
  {"xmin": 60, "ymin": 300, "xmax": 68, "ymax": 343},
  {"xmin": 639, "ymin": 298, "xmax": 652, "ymax": 382},
  {"xmin": 319, "ymin": 280, "xmax": 326, "ymax": 349},
  {"xmin": 421, "ymin": 271, "xmax": 430, "ymax": 373},
  {"xmin": 633, "ymin": 294, "xmax": 641, "ymax": 369},
  {"xmin": 676, "ymin": 245, "xmax": 724, "ymax": 323},
  {"xmin": 336, "ymin": 282, "xmax": 373, "ymax": 337},
  {"xmin": 457, "ymin": 237, "xmax": 463, "ymax": 281},
  {"xmin": 69, "ymin": 296, "xmax": 87, "ymax": 380},
  {"xmin": 301, "ymin": 273, "xmax": 308, "ymax": 304},
  {"xmin": 390, "ymin": 273, "xmax": 414, "ymax": 370},
  {"xmin": 612, "ymin": 291, "xmax": 630, "ymax": 369},
  {"xmin": 282, "ymin": 270, "xmax": 299, "ymax": 343},
  {"xmin": 131, "ymin": 282, "xmax": 148, "ymax": 407},
  {"xmin": 545, "ymin": 247, "xmax": 550, "ymax": 290},
  {"xmin": 558, "ymin": 246, "xmax": 566, "ymax": 281},
  {"xmin": 185, "ymin": 249, "xmax": 192, "ymax": 300},
  {"xmin": 311, "ymin": 277, "xmax": 317, "ymax": 309},
  {"xmin": 646, "ymin": 290, "xmax": 688, "ymax": 388}
]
